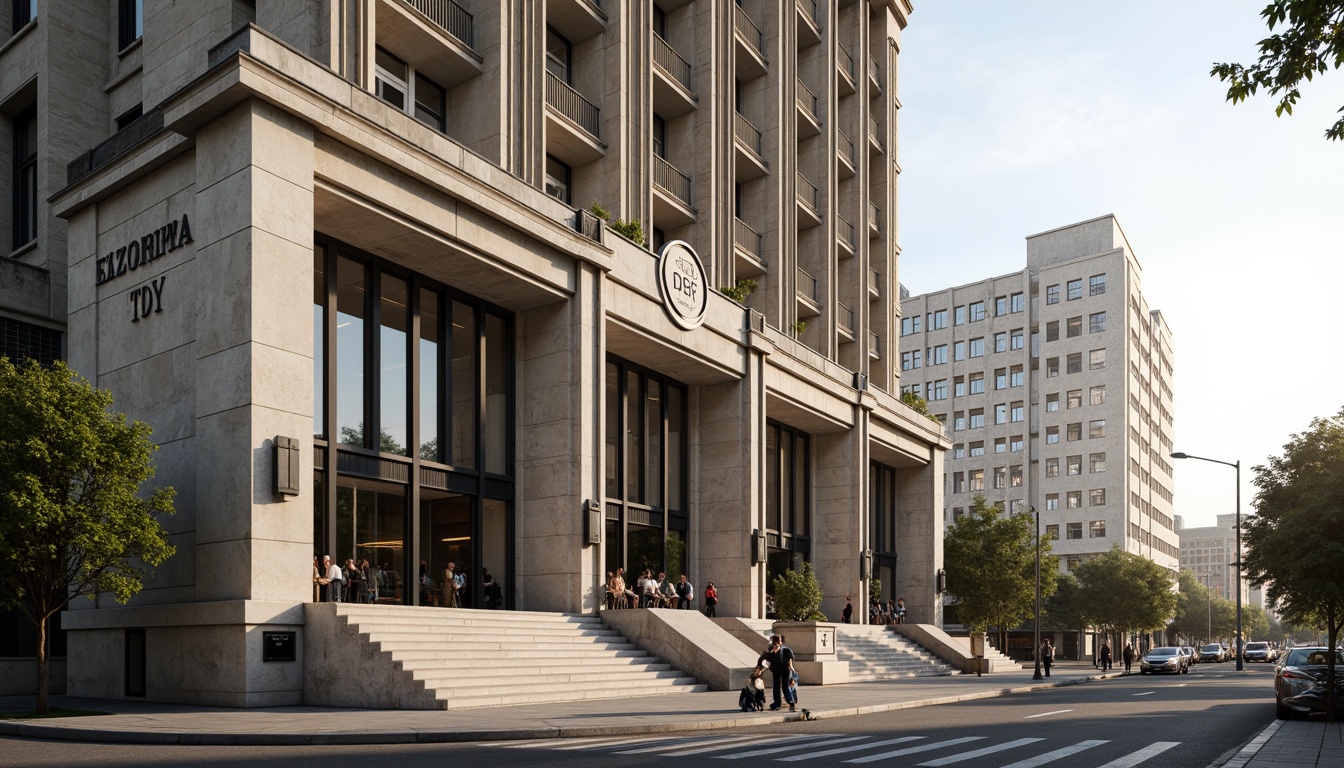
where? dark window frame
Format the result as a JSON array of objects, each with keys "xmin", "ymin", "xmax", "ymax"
[
  {"xmin": 117, "ymin": 0, "xmax": 142, "ymax": 50},
  {"xmin": 12, "ymin": 103, "xmax": 37, "ymax": 249},
  {"xmin": 12, "ymin": 0, "xmax": 35, "ymax": 30}
]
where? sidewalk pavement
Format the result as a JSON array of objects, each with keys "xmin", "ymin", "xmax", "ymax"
[{"xmin": 0, "ymin": 659, "xmax": 1330, "ymax": 768}]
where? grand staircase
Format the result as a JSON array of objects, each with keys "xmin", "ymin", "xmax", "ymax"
[
  {"xmin": 834, "ymin": 624, "xmax": 958, "ymax": 680},
  {"xmin": 310, "ymin": 603, "xmax": 706, "ymax": 709}
]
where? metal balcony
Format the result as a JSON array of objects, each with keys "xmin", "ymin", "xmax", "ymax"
[
  {"xmin": 404, "ymin": 0, "xmax": 473, "ymax": 48},
  {"xmin": 653, "ymin": 32, "xmax": 693, "ymax": 93},
  {"xmin": 546, "ymin": 72, "xmax": 600, "ymax": 138},
  {"xmin": 653, "ymin": 155, "xmax": 694, "ymax": 212}
]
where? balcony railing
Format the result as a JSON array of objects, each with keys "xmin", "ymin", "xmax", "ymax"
[
  {"xmin": 735, "ymin": 5, "xmax": 764, "ymax": 54},
  {"xmin": 869, "ymin": 266, "xmax": 880, "ymax": 295},
  {"xmin": 797, "ymin": 79, "xmax": 819, "ymax": 122},
  {"xmin": 796, "ymin": 267, "xmax": 817, "ymax": 302},
  {"xmin": 837, "ymin": 213, "xmax": 855, "ymax": 250},
  {"xmin": 653, "ymin": 32, "xmax": 693, "ymax": 92},
  {"xmin": 869, "ymin": 55, "xmax": 880, "ymax": 85},
  {"xmin": 869, "ymin": 201, "xmax": 880, "ymax": 234},
  {"xmin": 839, "ymin": 45, "xmax": 856, "ymax": 79},
  {"xmin": 405, "ymin": 0, "xmax": 474, "ymax": 48},
  {"xmin": 869, "ymin": 331, "xmax": 881, "ymax": 357},
  {"xmin": 796, "ymin": 172, "xmax": 818, "ymax": 213},
  {"xmin": 546, "ymin": 72, "xmax": 601, "ymax": 138},
  {"xmin": 869, "ymin": 113, "xmax": 883, "ymax": 151},
  {"xmin": 838, "ymin": 130, "xmax": 855, "ymax": 163},
  {"xmin": 734, "ymin": 217, "xmax": 763, "ymax": 260},
  {"xmin": 798, "ymin": 0, "xmax": 819, "ymax": 24},
  {"xmin": 838, "ymin": 302, "xmax": 854, "ymax": 332},
  {"xmin": 653, "ymin": 155, "xmax": 693, "ymax": 209},
  {"xmin": 735, "ymin": 112, "xmax": 763, "ymax": 156}
]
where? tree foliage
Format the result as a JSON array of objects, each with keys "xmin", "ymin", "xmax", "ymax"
[
  {"xmin": 1072, "ymin": 546, "xmax": 1177, "ymax": 638},
  {"xmin": 1042, "ymin": 573, "xmax": 1089, "ymax": 660},
  {"xmin": 0, "ymin": 359, "xmax": 175, "ymax": 713},
  {"xmin": 1172, "ymin": 570, "xmax": 1218, "ymax": 643},
  {"xmin": 1244, "ymin": 407, "xmax": 1344, "ymax": 715},
  {"xmin": 1211, "ymin": 1, "xmax": 1344, "ymax": 140},
  {"xmin": 772, "ymin": 560, "xmax": 825, "ymax": 622},
  {"xmin": 944, "ymin": 496, "xmax": 1057, "ymax": 648}
]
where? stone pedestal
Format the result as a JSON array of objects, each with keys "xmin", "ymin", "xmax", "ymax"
[{"xmin": 773, "ymin": 621, "xmax": 850, "ymax": 684}]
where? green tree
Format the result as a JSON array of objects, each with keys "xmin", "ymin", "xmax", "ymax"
[
  {"xmin": 772, "ymin": 560, "xmax": 825, "ymax": 622},
  {"xmin": 1073, "ymin": 546, "xmax": 1177, "ymax": 648},
  {"xmin": 944, "ymin": 496, "xmax": 1057, "ymax": 650},
  {"xmin": 1211, "ymin": 1, "xmax": 1344, "ymax": 140},
  {"xmin": 1244, "ymin": 407, "xmax": 1344, "ymax": 717},
  {"xmin": 1172, "ymin": 570, "xmax": 1215, "ymax": 644},
  {"xmin": 1042, "ymin": 572, "xmax": 1090, "ymax": 660},
  {"xmin": 0, "ymin": 359, "xmax": 175, "ymax": 713}
]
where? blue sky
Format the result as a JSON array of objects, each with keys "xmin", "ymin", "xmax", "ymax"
[{"xmin": 897, "ymin": 0, "xmax": 1344, "ymax": 528}]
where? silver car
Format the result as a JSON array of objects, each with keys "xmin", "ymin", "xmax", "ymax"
[
  {"xmin": 1140, "ymin": 646, "xmax": 1188, "ymax": 675},
  {"xmin": 1276, "ymin": 647, "xmax": 1344, "ymax": 719}
]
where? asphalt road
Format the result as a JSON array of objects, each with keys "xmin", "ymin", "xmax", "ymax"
[{"xmin": 0, "ymin": 663, "xmax": 1275, "ymax": 768}]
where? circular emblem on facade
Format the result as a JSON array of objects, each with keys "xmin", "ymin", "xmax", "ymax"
[{"xmin": 656, "ymin": 240, "xmax": 708, "ymax": 331}]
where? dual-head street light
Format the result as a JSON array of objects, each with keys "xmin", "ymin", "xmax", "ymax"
[{"xmin": 1171, "ymin": 451, "xmax": 1243, "ymax": 672}]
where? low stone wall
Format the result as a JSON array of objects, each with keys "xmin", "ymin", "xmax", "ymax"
[
  {"xmin": 0, "ymin": 658, "xmax": 66, "ymax": 697},
  {"xmin": 600, "ymin": 609, "xmax": 761, "ymax": 691},
  {"xmin": 890, "ymin": 624, "xmax": 1020, "ymax": 674}
]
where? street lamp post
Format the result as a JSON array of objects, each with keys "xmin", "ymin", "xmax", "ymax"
[
  {"xmin": 1172, "ymin": 451, "xmax": 1243, "ymax": 671},
  {"xmin": 1032, "ymin": 506, "xmax": 1043, "ymax": 680}
]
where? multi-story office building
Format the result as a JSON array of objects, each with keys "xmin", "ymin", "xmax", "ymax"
[
  {"xmin": 899, "ymin": 216, "xmax": 1178, "ymax": 576},
  {"xmin": 0, "ymin": 0, "xmax": 945, "ymax": 705},
  {"xmin": 1177, "ymin": 514, "xmax": 1250, "ymax": 606}
]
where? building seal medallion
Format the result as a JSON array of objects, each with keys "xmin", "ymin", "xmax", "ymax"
[{"xmin": 656, "ymin": 240, "xmax": 708, "ymax": 331}]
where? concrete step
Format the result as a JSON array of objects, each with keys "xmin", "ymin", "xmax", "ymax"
[
  {"xmin": 360, "ymin": 631, "xmax": 627, "ymax": 646},
  {"xmin": 383, "ymin": 646, "xmax": 652, "ymax": 660},
  {"xmin": 399, "ymin": 657, "xmax": 673, "ymax": 674},
  {"xmin": 365, "ymin": 640, "xmax": 642, "ymax": 650},
  {"xmin": 416, "ymin": 669, "xmax": 693, "ymax": 688},
  {"xmin": 438, "ymin": 681, "xmax": 710, "ymax": 710},
  {"xmin": 338, "ymin": 614, "xmax": 611, "ymax": 632}
]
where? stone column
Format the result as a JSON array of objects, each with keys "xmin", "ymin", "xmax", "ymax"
[
  {"xmin": 192, "ymin": 99, "xmax": 315, "ymax": 605},
  {"xmin": 695, "ymin": 341, "xmax": 765, "ymax": 619},
  {"xmin": 896, "ymin": 454, "xmax": 944, "ymax": 626},
  {"xmin": 516, "ymin": 262, "xmax": 602, "ymax": 613},
  {"xmin": 813, "ymin": 423, "xmax": 866, "ymax": 623}
]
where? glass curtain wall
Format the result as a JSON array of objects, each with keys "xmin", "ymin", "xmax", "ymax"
[
  {"xmin": 312, "ymin": 237, "xmax": 514, "ymax": 609},
  {"xmin": 603, "ymin": 357, "xmax": 688, "ymax": 582},
  {"xmin": 765, "ymin": 421, "xmax": 811, "ymax": 589},
  {"xmin": 869, "ymin": 462, "xmax": 899, "ymax": 604}
]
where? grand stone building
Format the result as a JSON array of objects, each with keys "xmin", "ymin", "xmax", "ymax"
[
  {"xmin": 898, "ymin": 217, "xmax": 1178, "ymax": 577},
  {"xmin": 1, "ymin": 0, "xmax": 946, "ymax": 705}
]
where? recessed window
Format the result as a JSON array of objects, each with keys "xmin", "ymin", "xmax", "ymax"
[
  {"xmin": 994, "ymin": 403, "xmax": 1007, "ymax": 425},
  {"xmin": 952, "ymin": 472, "xmax": 965, "ymax": 494},
  {"xmin": 1046, "ymin": 393, "xmax": 1059, "ymax": 412},
  {"xmin": 115, "ymin": 104, "xmax": 143, "ymax": 131},
  {"xmin": 993, "ymin": 332, "xmax": 1006, "ymax": 353},
  {"xmin": 1089, "ymin": 419, "xmax": 1106, "ymax": 439},
  {"xmin": 1090, "ymin": 274, "xmax": 1107, "ymax": 296},
  {"xmin": 1090, "ymin": 520, "xmax": 1107, "ymax": 537},
  {"xmin": 1046, "ymin": 426, "xmax": 1059, "ymax": 444},
  {"xmin": 1010, "ymin": 329, "xmax": 1023, "ymax": 350},
  {"xmin": 969, "ymin": 409, "xmax": 985, "ymax": 429},
  {"xmin": 1045, "ymin": 458, "xmax": 1059, "ymax": 477},
  {"xmin": 12, "ymin": 103, "xmax": 38, "ymax": 249},
  {"xmin": 954, "ymin": 377, "xmax": 966, "ymax": 397},
  {"xmin": 1090, "ymin": 452, "xmax": 1106, "ymax": 473},
  {"xmin": 1067, "ymin": 422, "xmax": 1081, "ymax": 441},
  {"xmin": 969, "ymin": 301, "xmax": 985, "ymax": 322},
  {"xmin": 1046, "ymin": 321, "xmax": 1059, "ymax": 342},
  {"xmin": 1067, "ymin": 455, "xmax": 1082, "ymax": 475},
  {"xmin": 1090, "ymin": 488, "xmax": 1106, "ymax": 506},
  {"xmin": 994, "ymin": 437, "xmax": 1007, "ymax": 454},
  {"xmin": 1067, "ymin": 389, "xmax": 1082, "ymax": 408},
  {"xmin": 969, "ymin": 469, "xmax": 984, "ymax": 490},
  {"xmin": 969, "ymin": 338, "xmax": 985, "ymax": 357},
  {"xmin": 374, "ymin": 47, "xmax": 447, "ymax": 132},
  {"xmin": 930, "ymin": 309, "xmax": 948, "ymax": 329},
  {"xmin": 1010, "ymin": 401, "xmax": 1023, "ymax": 422},
  {"xmin": 1089, "ymin": 312, "xmax": 1107, "ymax": 333},
  {"xmin": 953, "ymin": 341, "xmax": 965, "ymax": 361},
  {"xmin": 1067, "ymin": 522, "xmax": 1083, "ymax": 539},
  {"xmin": 546, "ymin": 26, "xmax": 572, "ymax": 82},
  {"xmin": 544, "ymin": 154, "xmax": 572, "ymax": 204},
  {"xmin": 1067, "ymin": 279, "xmax": 1083, "ymax": 300},
  {"xmin": 1067, "ymin": 492, "xmax": 1082, "ymax": 510},
  {"xmin": 1090, "ymin": 385, "xmax": 1106, "ymax": 405},
  {"xmin": 1011, "ymin": 292, "xmax": 1025, "ymax": 313},
  {"xmin": 1010, "ymin": 366, "xmax": 1024, "ymax": 387},
  {"xmin": 1046, "ymin": 357, "xmax": 1059, "ymax": 378},
  {"xmin": 1010, "ymin": 435, "xmax": 1023, "ymax": 452},
  {"xmin": 14, "ymin": 0, "xmax": 36, "ymax": 29},
  {"xmin": 1046, "ymin": 524, "xmax": 1059, "ymax": 539},
  {"xmin": 954, "ymin": 305, "xmax": 966, "ymax": 325},
  {"xmin": 1066, "ymin": 316, "xmax": 1082, "ymax": 338},
  {"xmin": 1010, "ymin": 465, "xmax": 1022, "ymax": 487},
  {"xmin": 118, "ymin": 0, "xmax": 142, "ymax": 50},
  {"xmin": 1066, "ymin": 353, "xmax": 1081, "ymax": 374},
  {"xmin": 995, "ymin": 368, "xmax": 1007, "ymax": 390},
  {"xmin": 993, "ymin": 466, "xmax": 1007, "ymax": 489},
  {"xmin": 995, "ymin": 296, "xmax": 1008, "ymax": 316},
  {"xmin": 1046, "ymin": 284, "xmax": 1059, "ymax": 305},
  {"xmin": 1090, "ymin": 348, "xmax": 1107, "ymax": 370},
  {"xmin": 930, "ymin": 345, "xmax": 947, "ymax": 365}
]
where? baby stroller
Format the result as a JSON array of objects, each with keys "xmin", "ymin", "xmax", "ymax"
[{"xmin": 738, "ymin": 668, "xmax": 767, "ymax": 712}]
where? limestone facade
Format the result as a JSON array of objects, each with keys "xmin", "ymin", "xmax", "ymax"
[{"xmin": 5, "ymin": 0, "xmax": 945, "ymax": 706}]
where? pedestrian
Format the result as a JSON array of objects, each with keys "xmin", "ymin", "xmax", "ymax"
[
  {"xmin": 895, "ymin": 597, "xmax": 906, "ymax": 624},
  {"xmin": 1100, "ymin": 642, "xmax": 1113, "ymax": 671},
  {"xmin": 323, "ymin": 555, "xmax": 342, "ymax": 602},
  {"xmin": 842, "ymin": 595, "xmax": 853, "ymax": 624},
  {"xmin": 312, "ymin": 555, "xmax": 323, "ymax": 602},
  {"xmin": 1123, "ymin": 643, "xmax": 1135, "ymax": 673},
  {"xmin": 675, "ymin": 574, "xmax": 694, "ymax": 610},
  {"xmin": 1041, "ymin": 638, "xmax": 1054, "ymax": 677},
  {"xmin": 758, "ymin": 635, "xmax": 798, "ymax": 712},
  {"xmin": 886, "ymin": 598, "xmax": 895, "ymax": 625},
  {"xmin": 704, "ymin": 581, "xmax": 718, "ymax": 617},
  {"xmin": 442, "ymin": 561, "xmax": 461, "ymax": 608}
]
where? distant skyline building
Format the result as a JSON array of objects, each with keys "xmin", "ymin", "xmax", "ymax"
[
  {"xmin": 1177, "ymin": 513, "xmax": 1252, "ymax": 608},
  {"xmin": 898, "ymin": 215, "xmax": 1178, "ymax": 576}
]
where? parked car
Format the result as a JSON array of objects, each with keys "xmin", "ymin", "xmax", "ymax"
[
  {"xmin": 1275, "ymin": 647, "xmax": 1344, "ymax": 719},
  {"xmin": 1140, "ymin": 646, "xmax": 1189, "ymax": 675},
  {"xmin": 1200, "ymin": 643, "xmax": 1225, "ymax": 663},
  {"xmin": 1180, "ymin": 646, "xmax": 1198, "ymax": 666},
  {"xmin": 1245, "ymin": 641, "xmax": 1273, "ymax": 663}
]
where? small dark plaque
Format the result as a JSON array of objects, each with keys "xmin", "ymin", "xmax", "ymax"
[{"xmin": 262, "ymin": 631, "xmax": 296, "ymax": 662}]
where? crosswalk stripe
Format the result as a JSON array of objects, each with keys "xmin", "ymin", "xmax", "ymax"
[
  {"xmin": 1132, "ymin": 692, "xmax": 1154, "ymax": 696},
  {"xmin": 995, "ymin": 739, "xmax": 1109, "ymax": 768},
  {"xmin": 916, "ymin": 738, "xmax": 1044, "ymax": 766},
  {"xmin": 780, "ymin": 736, "xmax": 928, "ymax": 762},
  {"xmin": 1024, "ymin": 709, "xmax": 1073, "ymax": 719},
  {"xmin": 717, "ymin": 736, "xmax": 871, "ymax": 759},
  {"xmin": 659, "ymin": 735, "xmax": 797, "ymax": 757},
  {"xmin": 1094, "ymin": 741, "xmax": 1180, "ymax": 768},
  {"xmin": 617, "ymin": 735, "xmax": 773, "ymax": 755},
  {"xmin": 842, "ymin": 737, "xmax": 985, "ymax": 764},
  {"xmin": 552, "ymin": 735, "xmax": 679, "ymax": 750},
  {"xmin": 500, "ymin": 736, "xmax": 611, "ymax": 749}
]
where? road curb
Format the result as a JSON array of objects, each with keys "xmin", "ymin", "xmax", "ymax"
[
  {"xmin": 1208, "ymin": 719, "xmax": 1280, "ymax": 768},
  {"xmin": 0, "ymin": 673, "xmax": 1122, "ymax": 746}
]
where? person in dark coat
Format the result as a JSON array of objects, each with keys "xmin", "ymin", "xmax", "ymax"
[
  {"xmin": 842, "ymin": 595, "xmax": 853, "ymax": 624},
  {"xmin": 1041, "ymin": 638, "xmax": 1054, "ymax": 677},
  {"xmin": 1100, "ymin": 642, "xmax": 1113, "ymax": 671},
  {"xmin": 758, "ymin": 635, "xmax": 798, "ymax": 712},
  {"xmin": 1122, "ymin": 643, "xmax": 1135, "ymax": 673}
]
